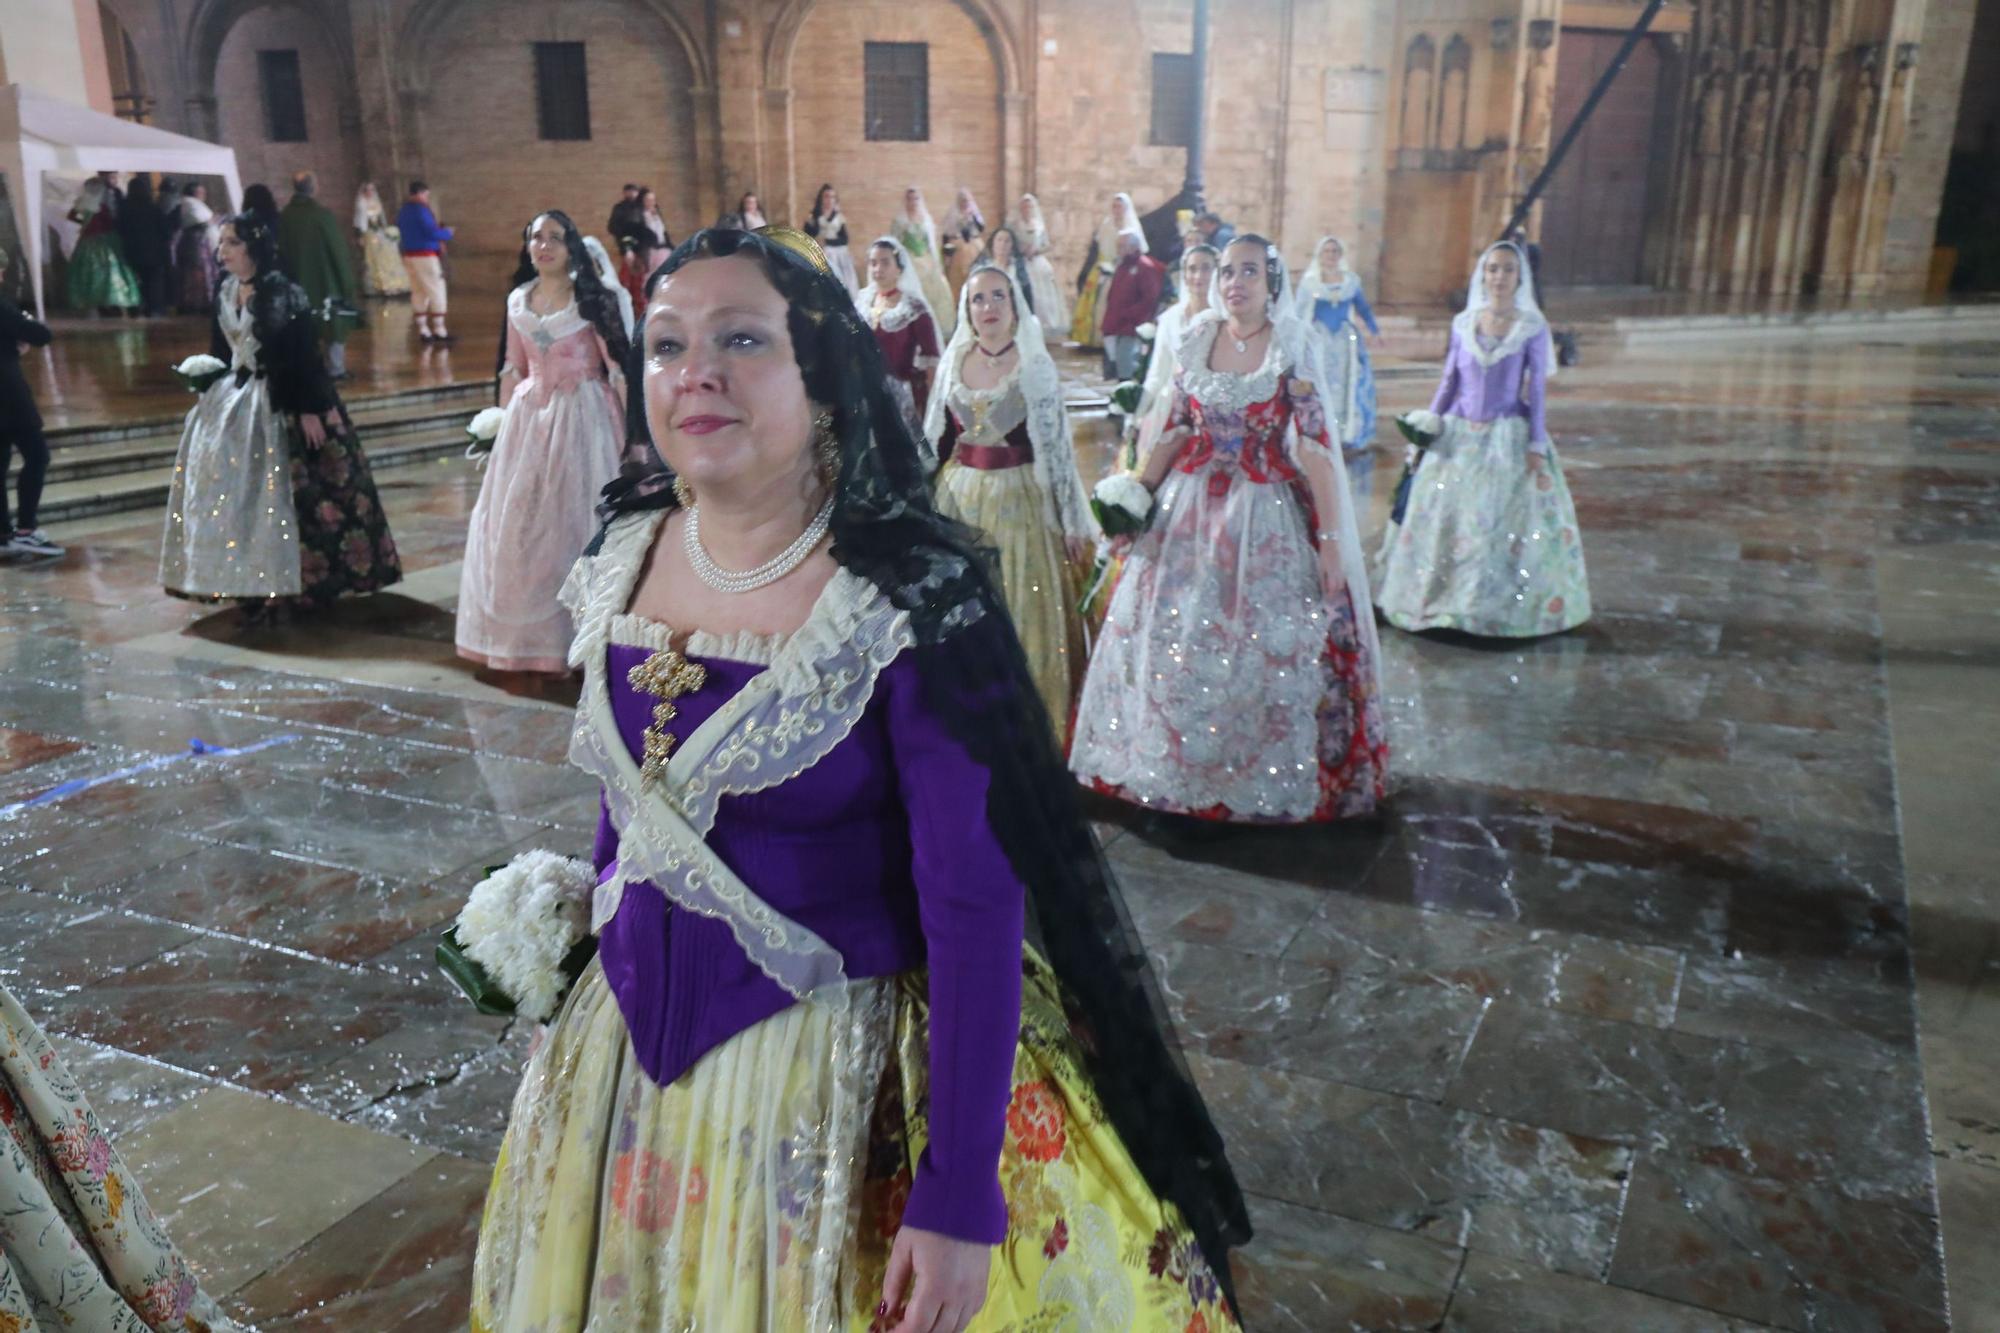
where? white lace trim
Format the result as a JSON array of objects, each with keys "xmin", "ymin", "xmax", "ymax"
[
  {"xmin": 509, "ymin": 282, "xmax": 590, "ymax": 343},
  {"xmin": 866, "ymin": 290, "xmax": 930, "ymax": 334},
  {"xmin": 608, "ymin": 613, "xmax": 786, "ymax": 667},
  {"xmin": 557, "ymin": 512, "xmax": 917, "ymax": 1001},
  {"xmin": 1176, "ymin": 313, "xmax": 1307, "ymax": 416},
  {"xmin": 1452, "ymin": 308, "xmax": 1549, "ymax": 368}
]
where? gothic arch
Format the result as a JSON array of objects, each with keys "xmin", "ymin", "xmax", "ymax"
[
  {"xmin": 184, "ymin": 0, "xmax": 358, "ymax": 107},
  {"xmin": 393, "ymin": 0, "xmax": 714, "ymax": 94}
]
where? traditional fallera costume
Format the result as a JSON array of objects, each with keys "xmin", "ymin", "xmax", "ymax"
[
  {"xmin": 1131, "ymin": 251, "xmax": 1214, "ymax": 458},
  {"xmin": 64, "ymin": 181, "xmax": 139, "ymax": 313},
  {"xmin": 803, "ymin": 187, "xmax": 860, "ymax": 291},
  {"xmin": 1015, "ymin": 194, "xmax": 1071, "ymax": 337},
  {"xmin": 353, "ymin": 183, "xmax": 410, "ymax": 296},
  {"xmin": 160, "ymin": 270, "xmax": 401, "ymax": 604},
  {"xmin": 1071, "ymin": 260, "xmax": 1388, "ymax": 822},
  {"xmin": 890, "ymin": 190, "xmax": 955, "ymax": 341},
  {"xmin": 925, "ymin": 264, "xmax": 1098, "ymax": 745},
  {"xmin": 1068, "ymin": 193, "xmax": 1141, "ymax": 350},
  {"xmin": 171, "ymin": 190, "xmax": 220, "ymax": 314},
  {"xmin": 0, "ymin": 985, "xmax": 250, "ymax": 1333},
  {"xmin": 469, "ymin": 229, "xmax": 1248, "ymax": 1332},
  {"xmin": 939, "ymin": 190, "xmax": 987, "ymax": 302},
  {"xmin": 457, "ymin": 277, "xmax": 626, "ymax": 673},
  {"xmin": 1295, "ymin": 235, "xmax": 1380, "ymax": 500},
  {"xmin": 1373, "ymin": 240, "xmax": 1590, "ymax": 637},
  {"xmin": 861, "ymin": 236, "xmax": 942, "ymax": 442}
]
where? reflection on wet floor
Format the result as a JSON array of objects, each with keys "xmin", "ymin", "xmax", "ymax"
[{"xmin": 2, "ymin": 331, "xmax": 1997, "ymax": 1329}]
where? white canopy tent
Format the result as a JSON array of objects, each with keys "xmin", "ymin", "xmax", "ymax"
[{"xmin": 0, "ymin": 83, "xmax": 242, "ymax": 318}]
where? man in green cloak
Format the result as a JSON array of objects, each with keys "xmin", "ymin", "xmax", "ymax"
[{"xmin": 277, "ymin": 171, "xmax": 358, "ymax": 379}]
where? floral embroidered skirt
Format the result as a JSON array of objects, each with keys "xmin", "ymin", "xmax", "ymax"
[
  {"xmin": 1, "ymin": 986, "xmax": 247, "ymax": 1333},
  {"xmin": 1373, "ymin": 414, "xmax": 1591, "ymax": 637},
  {"xmin": 289, "ymin": 417, "xmax": 403, "ymax": 605},
  {"xmin": 470, "ymin": 952, "xmax": 1239, "ymax": 1332},
  {"xmin": 65, "ymin": 234, "xmax": 140, "ymax": 311},
  {"xmin": 934, "ymin": 461, "xmax": 1085, "ymax": 747},
  {"xmin": 1071, "ymin": 464, "xmax": 1388, "ymax": 822}
]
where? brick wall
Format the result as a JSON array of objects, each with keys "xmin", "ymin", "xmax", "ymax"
[
  {"xmin": 397, "ymin": 0, "xmax": 702, "ymax": 276},
  {"xmin": 787, "ymin": 0, "xmax": 1004, "ymax": 245},
  {"xmin": 212, "ymin": 2, "xmax": 362, "ymax": 222}
]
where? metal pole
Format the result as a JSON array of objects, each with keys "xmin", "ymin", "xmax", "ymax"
[
  {"xmin": 1500, "ymin": 0, "xmax": 1666, "ymax": 242},
  {"xmin": 1183, "ymin": 0, "xmax": 1209, "ymax": 200}
]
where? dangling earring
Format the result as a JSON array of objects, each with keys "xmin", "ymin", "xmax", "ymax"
[
  {"xmin": 673, "ymin": 474, "xmax": 695, "ymax": 508},
  {"xmin": 811, "ymin": 409, "xmax": 839, "ymax": 485}
]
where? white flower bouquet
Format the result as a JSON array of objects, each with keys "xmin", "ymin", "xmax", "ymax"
[
  {"xmin": 384, "ymin": 224, "xmax": 401, "ymax": 242},
  {"xmin": 465, "ymin": 406, "xmax": 506, "ymax": 466},
  {"xmin": 172, "ymin": 354, "xmax": 228, "ymax": 394},
  {"xmin": 1395, "ymin": 409, "xmax": 1443, "ymax": 448},
  {"xmin": 1135, "ymin": 321, "xmax": 1158, "ymax": 342},
  {"xmin": 436, "ymin": 850, "xmax": 597, "ymax": 1022},
  {"xmin": 1090, "ymin": 472, "xmax": 1155, "ymax": 538},
  {"xmin": 1108, "ymin": 378, "xmax": 1144, "ymax": 416}
]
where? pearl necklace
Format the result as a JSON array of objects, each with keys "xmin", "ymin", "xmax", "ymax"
[{"xmin": 684, "ymin": 499, "xmax": 834, "ymax": 595}]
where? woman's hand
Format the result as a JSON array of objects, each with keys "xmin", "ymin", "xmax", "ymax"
[
  {"xmin": 880, "ymin": 1226, "xmax": 989, "ymax": 1333},
  {"xmin": 1065, "ymin": 534, "xmax": 1090, "ymax": 565},
  {"xmin": 1106, "ymin": 533, "xmax": 1136, "ymax": 560},
  {"xmin": 1527, "ymin": 450, "xmax": 1549, "ymax": 475},
  {"xmin": 298, "ymin": 413, "xmax": 328, "ymax": 449}
]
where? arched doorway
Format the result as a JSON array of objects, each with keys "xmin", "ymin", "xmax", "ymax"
[
  {"xmin": 197, "ymin": 1, "xmax": 364, "ymax": 224},
  {"xmin": 769, "ymin": 0, "xmax": 1019, "ymax": 243},
  {"xmin": 394, "ymin": 0, "xmax": 706, "ymax": 283}
]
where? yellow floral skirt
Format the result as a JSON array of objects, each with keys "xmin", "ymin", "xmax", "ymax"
[
  {"xmin": 471, "ymin": 952, "xmax": 1239, "ymax": 1332},
  {"xmin": 1069, "ymin": 266, "xmax": 1108, "ymax": 349},
  {"xmin": 934, "ymin": 461, "xmax": 1086, "ymax": 746}
]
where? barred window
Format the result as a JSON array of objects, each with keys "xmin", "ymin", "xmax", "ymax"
[
  {"xmin": 865, "ymin": 42, "xmax": 929, "ymax": 142},
  {"xmin": 534, "ymin": 42, "xmax": 592, "ymax": 141},
  {"xmin": 257, "ymin": 50, "xmax": 307, "ymax": 143},
  {"xmin": 1150, "ymin": 52, "xmax": 1196, "ymax": 147}
]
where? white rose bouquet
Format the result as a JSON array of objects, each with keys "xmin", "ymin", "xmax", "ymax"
[
  {"xmin": 172, "ymin": 354, "xmax": 228, "ymax": 394},
  {"xmin": 1390, "ymin": 410, "xmax": 1445, "ymax": 525},
  {"xmin": 436, "ymin": 850, "xmax": 597, "ymax": 1022},
  {"xmin": 1090, "ymin": 472, "xmax": 1155, "ymax": 538},
  {"xmin": 465, "ymin": 406, "xmax": 506, "ymax": 467}
]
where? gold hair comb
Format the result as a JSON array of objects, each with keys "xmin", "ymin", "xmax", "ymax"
[{"xmin": 756, "ymin": 225, "xmax": 832, "ymax": 275}]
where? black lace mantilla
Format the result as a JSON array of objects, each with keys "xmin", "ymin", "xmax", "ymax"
[{"xmin": 595, "ymin": 228, "xmax": 1253, "ymax": 1301}]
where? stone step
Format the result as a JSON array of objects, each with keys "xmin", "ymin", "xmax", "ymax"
[
  {"xmin": 45, "ymin": 378, "xmax": 494, "ymax": 452},
  {"xmin": 36, "ymin": 426, "xmax": 475, "ymax": 526},
  {"xmin": 45, "ymin": 403, "xmax": 488, "ymax": 485}
]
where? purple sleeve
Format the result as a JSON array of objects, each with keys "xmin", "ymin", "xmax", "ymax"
[
  {"xmin": 592, "ymin": 794, "xmax": 620, "ymax": 884},
  {"xmin": 1524, "ymin": 328, "xmax": 1552, "ymax": 454},
  {"xmin": 1428, "ymin": 329, "xmax": 1462, "ymax": 416},
  {"xmin": 882, "ymin": 658, "xmax": 1024, "ymax": 1246}
]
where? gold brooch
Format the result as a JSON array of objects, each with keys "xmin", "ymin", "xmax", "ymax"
[{"xmin": 628, "ymin": 647, "xmax": 708, "ymax": 783}]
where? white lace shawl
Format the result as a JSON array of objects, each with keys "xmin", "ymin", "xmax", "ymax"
[
  {"xmin": 923, "ymin": 267, "xmax": 1097, "ymax": 540},
  {"xmin": 1454, "ymin": 239, "xmax": 1551, "ymax": 368},
  {"xmin": 556, "ymin": 511, "xmax": 917, "ymax": 1001}
]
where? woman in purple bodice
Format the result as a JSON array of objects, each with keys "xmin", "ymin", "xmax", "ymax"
[
  {"xmin": 468, "ymin": 228, "xmax": 1248, "ymax": 1332},
  {"xmin": 1374, "ymin": 239, "xmax": 1591, "ymax": 636}
]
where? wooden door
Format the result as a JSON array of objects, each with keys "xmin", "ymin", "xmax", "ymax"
[{"xmin": 1539, "ymin": 29, "xmax": 1664, "ymax": 288}]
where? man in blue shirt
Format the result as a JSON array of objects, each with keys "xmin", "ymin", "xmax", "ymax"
[{"xmin": 395, "ymin": 180, "xmax": 456, "ymax": 341}]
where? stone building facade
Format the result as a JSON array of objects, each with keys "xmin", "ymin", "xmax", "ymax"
[{"xmin": 91, "ymin": 0, "xmax": 1985, "ymax": 303}]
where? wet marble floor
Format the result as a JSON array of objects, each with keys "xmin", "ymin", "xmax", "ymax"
[{"xmin": 1, "ymin": 329, "xmax": 1996, "ymax": 1331}]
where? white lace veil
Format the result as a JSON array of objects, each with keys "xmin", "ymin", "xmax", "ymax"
[
  {"xmin": 1200, "ymin": 237, "xmax": 1383, "ymax": 698},
  {"xmin": 1454, "ymin": 239, "xmax": 1550, "ymax": 369},
  {"xmin": 902, "ymin": 187, "xmax": 941, "ymax": 257},
  {"xmin": 1108, "ymin": 192, "xmax": 1146, "ymax": 253},
  {"xmin": 923, "ymin": 263, "xmax": 1097, "ymax": 540},
  {"xmin": 582, "ymin": 235, "xmax": 634, "ymax": 339},
  {"xmin": 1294, "ymin": 235, "xmax": 1359, "ymax": 310},
  {"xmin": 862, "ymin": 235, "xmax": 931, "ymax": 322}
]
